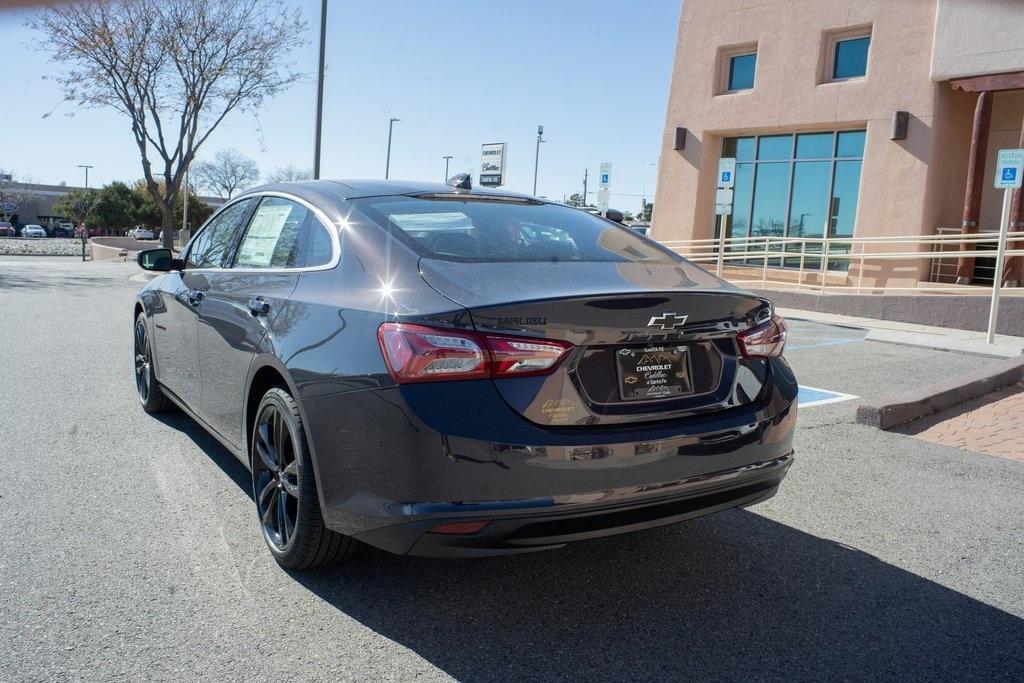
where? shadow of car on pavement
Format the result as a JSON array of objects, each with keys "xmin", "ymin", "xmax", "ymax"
[{"xmin": 156, "ymin": 407, "xmax": 1024, "ymax": 680}]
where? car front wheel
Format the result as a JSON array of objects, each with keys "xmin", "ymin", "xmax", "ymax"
[
  {"xmin": 251, "ymin": 387, "xmax": 355, "ymax": 569},
  {"xmin": 134, "ymin": 314, "xmax": 170, "ymax": 413}
]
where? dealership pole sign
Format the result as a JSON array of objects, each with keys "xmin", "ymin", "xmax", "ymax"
[{"xmin": 480, "ymin": 143, "xmax": 507, "ymax": 187}]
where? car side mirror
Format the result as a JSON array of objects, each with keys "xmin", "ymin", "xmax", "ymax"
[{"xmin": 137, "ymin": 248, "xmax": 181, "ymax": 272}]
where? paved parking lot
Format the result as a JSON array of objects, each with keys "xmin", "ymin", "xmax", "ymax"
[{"xmin": 2, "ymin": 257, "xmax": 1022, "ymax": 680}]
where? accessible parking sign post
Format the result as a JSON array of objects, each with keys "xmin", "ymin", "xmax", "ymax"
[{"xmin": 988, "ymin": 148, "xmax": 1024, "ymax": 344}]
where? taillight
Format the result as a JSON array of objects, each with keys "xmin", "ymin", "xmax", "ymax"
[
  {"xmin": 485, "ymin": 336, "xmax": 573, "ymax": 377},
  {"xmin": 736, "ymin": 314, "xmax": 788, "ymax": 358},
  {"xmin": 377, "ymin": 323, "xmax": 574, "ymax": 384},
  {"xmin": 377, "ymin": 323, "xmax": 488, "ymax": 383}
]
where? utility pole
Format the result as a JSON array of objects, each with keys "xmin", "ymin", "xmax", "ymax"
[
  {"xmin": 442, "ymin": 155, "xmax": 453, "ymax": 180},
  {"xmin": 385, "ymin": 117, "xmax": 400, "ymax": 179},
  {"xmin": 582, "ymin": 168, "xmax": 589, "ymax": 206},
  {"xmin": 532, "ymin": 125, "xmax": 545, "ymax": 195},
  {"xmin": 313, "ymin": 0, "xmax": 328, "ymax": 179}
]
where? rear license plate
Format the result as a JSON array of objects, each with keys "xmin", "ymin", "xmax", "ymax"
[{"xmin": 616, "ymin": 345, "xmax": 693, "ymax": 401}]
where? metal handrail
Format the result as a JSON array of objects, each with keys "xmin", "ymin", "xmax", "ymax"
[{"xmin": 654, "ymin": 232, "xmax": 1024, "ymax": 304}]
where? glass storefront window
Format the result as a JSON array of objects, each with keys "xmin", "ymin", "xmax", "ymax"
[
  {"xmin": 836, "ymin": 130, "xmax": 866, "ymax": 157},
  {"xmin": 795, "ymin": 132, "xmax": 833, "ymax": 159},
  {"xmin": 721, "ymin": 129, "xmax": 865, "ymax": 270},
  {"xmin": 757, "ymin": 135, "xmax": 792, "ymax": 161}
]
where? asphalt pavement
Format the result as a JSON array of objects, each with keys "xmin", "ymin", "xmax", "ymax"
[{"xmin": 1, "ymin": 257, "xmax": 1022, "ymax": 680}]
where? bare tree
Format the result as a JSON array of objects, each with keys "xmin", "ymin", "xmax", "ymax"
[
  {"xmin": 0, "ymin": 170, "xmax": 40, "ymax": 221},
  {"xmin": 30, "ymin": 0, "xmax": 306, "ymax": 248},
  {"xmin": 192, "ymin": 148, "xmax": 260, "ymax": 199},
  {"xmin": 266, "ymin": 165, "xmax": 313, "ymax": 183}
]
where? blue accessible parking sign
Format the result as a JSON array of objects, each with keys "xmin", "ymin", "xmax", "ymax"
[{"xmin": 994, "ymin": 149, "xmax": 1024, "ymax": 189}]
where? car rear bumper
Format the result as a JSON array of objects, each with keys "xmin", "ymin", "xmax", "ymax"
[{"xmin": 350, "ymin": 454, "xmax": 792, "ymax": 557}]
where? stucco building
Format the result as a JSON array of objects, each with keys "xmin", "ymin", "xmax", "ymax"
[{"xmin": 652, "ymin": 0, "xmax": 1024, "ymax": 287}]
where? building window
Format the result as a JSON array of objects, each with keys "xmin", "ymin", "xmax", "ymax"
[
  {"xmin": 717, "ymin": 43, "xmax": 757, "ymax": 94},
  {"xmin": 721, "ymin": 130, "xmax": 865, "ymax": 270},
  {"xmin": 834, "ymin": 36, "xmax": 870, "ymax": 79},
  {"xmin": 728, "ymin": 53, "xmax": 757, "ymax": 91},
  {"xmin": 823, "ymin": 27, "xmax": 871, "ymax": 82}
]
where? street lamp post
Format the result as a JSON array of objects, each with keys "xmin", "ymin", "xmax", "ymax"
[
  {"xmin": 77, "ymin": 164, "xmax": 93, "ymax": 261},
  {"xmin": 313, "ymin": 0, "xmax": 328, "ymax": 180},
  {"xmin": 442, "ymin": 155, "xmax": 453, "ymax": 180},
  {"xmin": 638, "ymin": 161, "xmax": 655, "ymax": 220},
  {"xmin": 385, "ymin": 117, "xmax": 400, "ymax": 179},
  {"xmin": 532, "ymin": 125, "xmax": 545, "ymax": 196}
]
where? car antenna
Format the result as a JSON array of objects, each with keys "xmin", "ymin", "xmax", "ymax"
[{"xmin": 446, "ymin": 173, "xmax": 472, "ymax": 191}]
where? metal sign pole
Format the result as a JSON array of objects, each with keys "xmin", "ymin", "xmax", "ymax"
[
  {"xmin": 716, "ymin": 214, "xmax": 725, "ymax": 276},
  {"xmin": 987, "ymin": 187, "xmax": 1012, "ymax": 344}
]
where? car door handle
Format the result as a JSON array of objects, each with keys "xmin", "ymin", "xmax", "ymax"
[
  {"xmin": 248, "ymin": 297, "xmax": 271, "ymax": 317},
  {"xmin": 187, "ymin": 289, "xmax": 205, "ymax": 307}
]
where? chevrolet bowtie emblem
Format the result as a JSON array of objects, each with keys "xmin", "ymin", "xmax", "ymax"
[{"xmin": 647, "ymin": 312, "xmax": 688, "ymax": 330}]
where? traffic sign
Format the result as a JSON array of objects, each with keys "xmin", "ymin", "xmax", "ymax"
[
  {"xmin": 599, "ymin": 162, "xmax": 611, "ymax": 190},
  {"xmin": 715, "ymin": 203, "xmax": 732, "ymax": 216},
  {"xmin": 717, "ymin": 158, "xmax": 736, "ymax": 188},
  {"xmin": 994, "ymin": 148, "xmax": 1024, "ymax": 189},
  {"xmin": 715, "ymin": 188, "xmax": 733, "ymax": 205},
  {"xmin": 597, "ymin": 188, "xmax": 610, "ymax": 213}
]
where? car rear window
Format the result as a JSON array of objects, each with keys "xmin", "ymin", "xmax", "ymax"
[{"xmin": 350, "ymin": 196, "xmax": 670, "ymax": 263}]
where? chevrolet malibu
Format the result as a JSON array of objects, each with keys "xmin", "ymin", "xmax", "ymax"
[{"xmin": 133, "ymin": 177, "xmax": 796, "ymax": 569}]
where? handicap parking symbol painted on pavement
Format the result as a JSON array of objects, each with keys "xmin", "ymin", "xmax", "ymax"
[{"xmin": 797, "ymin": 385, "xmax": 858, "ymax": 408}]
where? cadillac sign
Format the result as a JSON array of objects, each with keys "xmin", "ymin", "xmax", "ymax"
[{"xmin": 480, "ymin": 142, "xmax": 506, "ymax": 187}]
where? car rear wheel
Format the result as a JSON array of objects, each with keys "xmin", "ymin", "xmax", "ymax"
[
  {"xmin": 251, "ymin": 387, "xmax": 355, "ymax": 569},
  {"xmin": 134, "ymin": 314, "xmax": 170, "ymax": 413}
]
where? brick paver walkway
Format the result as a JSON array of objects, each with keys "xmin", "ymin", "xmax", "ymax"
[{"xmin": 897, "ymin": 382, "xmax": 1024, "ymax": 461}]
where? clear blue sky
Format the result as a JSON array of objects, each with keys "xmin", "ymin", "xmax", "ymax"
[{"xmin": 0, "ymin": 0, "xmax": 679, "ymax": 213}]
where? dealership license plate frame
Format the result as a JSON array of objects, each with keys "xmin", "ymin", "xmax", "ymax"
[{"xmin": 615, "ymin": 345, "xmax": 694, "ymax": 401}]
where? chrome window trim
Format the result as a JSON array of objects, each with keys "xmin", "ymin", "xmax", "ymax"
[{"xmin": 181, "ymin": 190, "xmax": 342, "ymax": 274}]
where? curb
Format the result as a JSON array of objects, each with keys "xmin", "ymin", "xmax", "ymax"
[{"xmin": 856, "ymin": 355, "xmax": 1024, "ymax": 429}]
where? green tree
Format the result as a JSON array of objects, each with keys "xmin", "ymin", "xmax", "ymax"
[
  {"xmin": 638, "ymin": 201, "xmax": 653, "ymax": 222},
  {"xmin": 566, "ymin": 192, "xmax": 586, "ymax": 207},
  {"xmin": 132, "ymin": 180, "xmax": 213, "ymax": 236},
  {"xmin": 90, "ymin": 182, "xmax": 142, "ymax": 234}
]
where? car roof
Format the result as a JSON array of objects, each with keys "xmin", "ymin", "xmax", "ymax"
[{"xmin": 241, "ymin": 179, "xmax": 539, "ymax": 202}]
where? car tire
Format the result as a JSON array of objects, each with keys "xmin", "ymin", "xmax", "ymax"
[
  {"xmin": 251, "ymin": 387, "xmax": 356, "ymax": 570},
  {"xmin": 134, "ymin": 314, "xmax": 171, "ymax": 413}
]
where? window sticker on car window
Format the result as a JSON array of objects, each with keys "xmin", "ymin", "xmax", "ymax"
[
  {"xmin": 389, "ymin": 212, "xmax": 472, "ymax": 232},
  {"xmin": 237, "ymin": 203, "xmax": 294, "ymax": 267}
]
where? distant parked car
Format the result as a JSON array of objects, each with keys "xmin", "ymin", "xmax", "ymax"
[
  {"xmin": 54, "ymin": 221, "xmax": 75, "ymax": 237},
  {"xmin": 0, "ymin": 221, "xmax": 14, "ymax": 237},
  {"xmin": 133, "ymin": 227, "xmax": 155, "ymax": 240},
  {"xmin": 21, "ymin": 224, "xmax": 47, "ymax": 238}
]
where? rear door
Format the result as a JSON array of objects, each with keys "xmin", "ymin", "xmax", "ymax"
[{"xmin": 196, "ymin": 195, "xmax": 336, "ymax": 448}]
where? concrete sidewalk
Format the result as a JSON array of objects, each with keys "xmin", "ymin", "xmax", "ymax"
[{"xmin": 777, "ymin": 307, "xmax": 1024, "ymax": 358}]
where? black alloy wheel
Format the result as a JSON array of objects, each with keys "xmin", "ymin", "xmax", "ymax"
[
  {"xmin": 134, "ymin": 314, "xmax": 169, "ymax": 413},
  {"xmin": 253, "ymin": 401, "xmax": 300, "ymax": 551},
  {"xmin": 250, "ymin": 388, "xmax": 354, "ymax": 569}
]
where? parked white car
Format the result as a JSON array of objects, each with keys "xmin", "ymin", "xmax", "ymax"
[
  {"xmin": 133, "ymin": 227, "xmax": 155, "ymax": 240},
  {"xmin": 21, "ymin": 225, "xmax": 47, "ymax": 238}
]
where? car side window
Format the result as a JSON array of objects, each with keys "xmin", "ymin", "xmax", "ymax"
[
  {"xmin": 234, "ymin": 197, "xmax": 334, "ymax": 269},
  {"xmin": 186, "ymin": 199, "xmax": 255, "ymax": 269}
]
